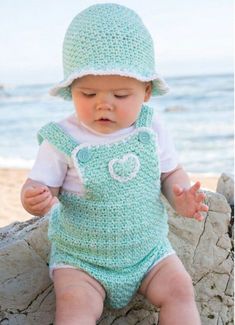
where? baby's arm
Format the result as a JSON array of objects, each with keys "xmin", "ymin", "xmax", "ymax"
[
  {"xmin": 21, "ymin": 178, "xmax": 60, "ymax": 217},
  {"xmin": 161, "ymin": 165, "xmax": 208, "ymax": 221}
]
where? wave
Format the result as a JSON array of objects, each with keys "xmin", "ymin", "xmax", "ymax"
[{"xmin": 0, "ymin": 157, "xmax": 34, "ymax": 168}]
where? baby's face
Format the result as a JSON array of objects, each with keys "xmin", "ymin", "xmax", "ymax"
[{"xmin": 71, "ymin": 75, "xmax": 152, "ymax": 134}]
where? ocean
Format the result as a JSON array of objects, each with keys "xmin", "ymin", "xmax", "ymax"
[{"xmin": 0, "ymin": 73, "xmax": 233, "ymax": 175}]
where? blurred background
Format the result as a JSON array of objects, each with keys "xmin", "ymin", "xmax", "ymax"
[{"xmin": 0, "ymin": 0, "xmax": 233, "ymax": 174}]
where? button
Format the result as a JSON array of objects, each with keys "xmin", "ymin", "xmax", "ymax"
[
  {"xmin": 77, "ymin": 148, "xmax": 91, "ymax": 163},
  {"xmin": 138, "ymin": 131, "xmax": 151, "ymax": 144}
]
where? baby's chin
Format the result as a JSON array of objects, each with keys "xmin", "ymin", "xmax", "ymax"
[{"xmin": 81, "ymin": 120, "xmax": 121, "ymax": 135}]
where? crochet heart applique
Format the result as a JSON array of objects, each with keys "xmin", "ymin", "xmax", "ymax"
[{"xmin": 108, "ymin": 153, "xmax": 140, "ymax": 183}]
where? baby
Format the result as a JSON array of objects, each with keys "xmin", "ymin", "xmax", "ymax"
[{"xmin": 21, "ymin": 4, "xmax": 208, "ymax": 325}]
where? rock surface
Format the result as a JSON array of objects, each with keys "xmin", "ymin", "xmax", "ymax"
[
  {"xmin": 216, "ymin": 173, "xmax": 234, "ymax": 205},
  {"xmin": 216, "ymin": 172, "xmax": 234, "ymax": 245},
  {"xmin": 0, "ymin": 191, "xmax": 233, "ymax": 325}
]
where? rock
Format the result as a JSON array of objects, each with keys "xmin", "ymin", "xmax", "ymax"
[
  {"xmin": 216, "ymin": 173, "xmax": 234, "ymax": 206},
  {"xmin": 216, "ymin": 173, "xmax": 234, "ymax": 245},
  {"xmin": 0, "ymin": 191, "xmax": 233, "ymax": 325}
]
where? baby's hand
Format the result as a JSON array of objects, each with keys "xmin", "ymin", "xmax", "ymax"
[
  {"xmin": 22, "ymin": 184, "xmax": 58, "ymax": 216},
  {"xmin": 172, "ymin": 181, "xmax": 209, "ymax": 221}
]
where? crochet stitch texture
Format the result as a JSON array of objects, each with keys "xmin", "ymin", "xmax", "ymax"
[
  {"xmin": 39, "ymin": 105, "xmax": 174, "ymax": 308},
  {"xmin": 50, "ymin": 3, "xmax": 169, "ymax": 99}
]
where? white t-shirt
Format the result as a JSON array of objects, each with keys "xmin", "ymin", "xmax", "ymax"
[{"xmin": 29, "ymin": 113, "xmax": 178, "ymax": 192}]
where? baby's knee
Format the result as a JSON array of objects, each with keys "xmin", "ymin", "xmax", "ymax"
[
  {"xmin": 56, "ymin": 281, "xmax": 104, "ymax": 320},
  {"xmin": 169, "ymin": 270, "xmax": 194, "ymax": 302}
]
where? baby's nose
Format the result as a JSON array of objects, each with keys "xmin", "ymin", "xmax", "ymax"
[{"xmin": 96, "ymin": 92, "xmax": 114, "ymax": 110}]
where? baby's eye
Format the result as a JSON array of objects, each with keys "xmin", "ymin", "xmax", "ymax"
[
  {"xmin": 82, "ymin": 92, "xmax": 96, "ymax": 97},
  {"xmin": 114, "ymin": 94, "xmax": 129, "ymax": 99}
]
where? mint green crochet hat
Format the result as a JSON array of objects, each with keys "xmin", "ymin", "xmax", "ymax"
[{"xmin": 50, "ymin": 3, "xmax": 169, "ymax": 100}]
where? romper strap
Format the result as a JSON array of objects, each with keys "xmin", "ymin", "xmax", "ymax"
[
  {"xmin": 37, "ymin": 122, "xmax": 79, "ymax": 156},
  {"xmin": 135, "ymin": 105, "xmax": 154, "ymax": 128}
]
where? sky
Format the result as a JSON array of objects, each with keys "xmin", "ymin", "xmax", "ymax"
[{"xmin": 0, "ymin": 0, "xmax": 233, "ymax": 85}]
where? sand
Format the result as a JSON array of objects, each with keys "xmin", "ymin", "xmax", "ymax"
[
  {"xmin": 0, "ymin": 168, "xmax": 220, "ymax": 228},
  {"xmin": 0, "ymin": 168, "xmax": 32, "ymax": 228}
]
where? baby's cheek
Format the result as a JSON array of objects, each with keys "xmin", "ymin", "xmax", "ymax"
[
  {"xmin": 117, "ymin": 109, "xmax": 138, "ymax": 128},
  {"xmin": 77, "ymin": 108, "xmax": 93, "ymax": 124}
]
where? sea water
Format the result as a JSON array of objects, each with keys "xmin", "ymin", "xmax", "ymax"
[{"xmin": 0, "ymin": 73, "xmax": 233, "ymax": 175}]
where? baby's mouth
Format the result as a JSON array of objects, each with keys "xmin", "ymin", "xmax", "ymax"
[{"xmin": 96, "ymin": 118, "xmax": 114, "ymax": 123}]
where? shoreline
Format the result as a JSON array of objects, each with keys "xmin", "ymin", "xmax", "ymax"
[{"xmin": 0, "ymin": 168, "xmax": 220, "ymax": 228}]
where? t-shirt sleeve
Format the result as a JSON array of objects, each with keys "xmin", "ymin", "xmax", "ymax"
[
  {"xmin": 28, "ymin": 140, "xmax": 68, "ymax": 187},
  {"xmin": 152, "ymin": 113, "xmax": 179, "ymax": 173}
]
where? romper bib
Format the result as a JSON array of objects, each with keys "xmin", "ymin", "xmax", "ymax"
[{"xmin": 38, "ymin": 105, "xmax": 174, "ymax": 309}]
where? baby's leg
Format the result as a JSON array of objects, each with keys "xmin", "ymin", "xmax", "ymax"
[
  {"xmin": 138, "ymin": 254, "xmax": 201, "ymax": 325},
  {"xmin": 53, "ymin": 268, "xmax": 106, "ymax": 325}
]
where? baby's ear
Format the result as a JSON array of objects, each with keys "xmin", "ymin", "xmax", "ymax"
[{"xmin": 144, "ymin": 82, "xmax": 152, "ymax": 102}]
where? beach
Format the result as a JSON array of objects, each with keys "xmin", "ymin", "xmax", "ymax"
[
  {"xmin": 0, "ymin": 167, "xmax": 219, "ymax": 228},
  {"xmin": 0, "ymin": 168, "xmax": 32, "ymax": 227}
]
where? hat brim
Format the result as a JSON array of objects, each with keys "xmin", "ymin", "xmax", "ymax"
[{"xmin": 49, "ymin": 70, "xmax": 170, "ymax": 100}]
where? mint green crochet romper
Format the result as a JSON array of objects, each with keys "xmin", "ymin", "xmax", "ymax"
[{"xmin": 38, "ymin": 105, "xmax": 174, "ymax": 309}]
